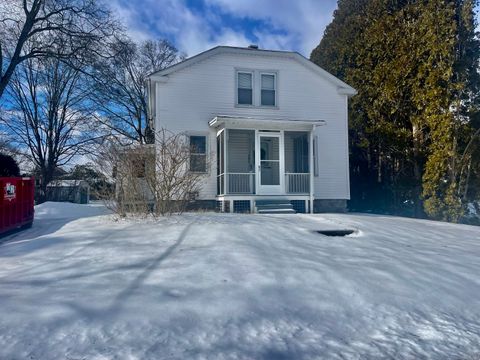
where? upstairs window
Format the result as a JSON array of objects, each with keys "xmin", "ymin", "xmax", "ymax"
[
  {"xmin": 261, "ymin": 73, "xmax": 276, "ymax": 106},
  {"xmin": 189, "ymin": 135, "xmax": 207, "ymax": 173},
  {"xmin": 237, "ymin": 72, "xmax": 253, "ymax": 105}
]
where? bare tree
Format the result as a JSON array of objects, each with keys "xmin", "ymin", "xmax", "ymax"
[
  {"xmin": 91, "ymin": 39, "xmax": 185, "ymax": 145},
  {"xmin": 0, "ymin": 132, "xmax": 18, "ymax": 156},
  {"xmin": 0, "ymin": 0, "xmax": 117, "ymax": 99},
  {"xmin": 2, "ymin": 55, "xmax": 100, "ymax": 202}
]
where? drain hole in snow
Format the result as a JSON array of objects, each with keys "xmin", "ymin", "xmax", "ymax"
[{"xmin": 315, "ymin": 229, "xmax": 356, "ymax": 237}]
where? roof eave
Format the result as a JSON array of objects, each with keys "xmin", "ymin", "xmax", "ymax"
[
  {"xmin": 337, "ymin": 87, "xmax": 358, "ymax": 96},
  {"xmin": 209, "ymin": 115, "xmax": 326, "ymax": 130}
]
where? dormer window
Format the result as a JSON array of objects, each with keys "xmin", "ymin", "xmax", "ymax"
[
  {"xmin": 237, "ymin": 72, "xmax": 253, "ymax": 105},
  {"xmin": 261, "ymin": 73, "xmax": 276, "ymax": 106}
]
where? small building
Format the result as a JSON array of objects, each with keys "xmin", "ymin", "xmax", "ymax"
[{"xmin": 46, "ymin": 180, "xmax": 90, "ymax": 204}]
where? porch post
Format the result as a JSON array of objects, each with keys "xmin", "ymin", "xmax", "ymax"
[
  {"xmin": 309, "ymin": 127, "xmax": 315, "ymax": 214},
  {"xmin": 224, "ymin": 128, "xmax": 228, "ymax": 196},
  {"xmin": 255, "ymin": 129, "xmax": 259, "ymax": 195}
]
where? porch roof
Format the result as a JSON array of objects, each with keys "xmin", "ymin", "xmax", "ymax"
[{"xmin": 209, "ymin": 115, "xmax": 326, "ymax": 131}]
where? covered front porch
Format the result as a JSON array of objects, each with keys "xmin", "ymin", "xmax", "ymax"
[{"xmin": 210, "ymin": 116, "xmax": 324, "ymax": 213}]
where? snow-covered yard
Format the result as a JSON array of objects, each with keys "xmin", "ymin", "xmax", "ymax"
[{"xmin": 1, "ymin": 203, "xmax": 480, "ymax": 359}]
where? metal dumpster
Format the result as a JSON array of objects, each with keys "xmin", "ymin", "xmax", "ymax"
[{"xmin": 0, "ymin": 177, "xmax": 35, "ymax": 236}]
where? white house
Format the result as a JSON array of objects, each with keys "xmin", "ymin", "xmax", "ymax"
[{"xmin": 147, "ymin": 45, "xmax": 356, "ymax": 214}]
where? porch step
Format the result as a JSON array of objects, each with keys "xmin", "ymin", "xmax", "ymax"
[
  {"xmin": 255, "ymin": 199, "xmax": 296, "ymax": 214},
  {"xmin": 255, "ymin": 203, "xmax": 293, "ymax": 210},
  {"xmin": 257, "ymin": 209, "xmax": 296, "ymax": 214}
]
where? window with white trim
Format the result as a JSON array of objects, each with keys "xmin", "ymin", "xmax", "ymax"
[
  {"xmin": 261, "ymin": 73, "xmax": 276, "ymax": 106},
  {"xmin": 189, "ymin": 135, "xmax": 207, "ymax": 173},
  {"xmin": 237, "ymin": 72, "xmax": 253, "ymax": 105}
]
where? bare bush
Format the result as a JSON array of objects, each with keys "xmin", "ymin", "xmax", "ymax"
[
  {"xmin": 95, "ymin": 129, "xmax": 208, "ymax": 217},
  {"xmin": 147, "ymin": 129, "xmax": 207, "ymax": 216},
  {"xmin": 94, "ymin": 140, "xmax": 151, "ymax": 217}
]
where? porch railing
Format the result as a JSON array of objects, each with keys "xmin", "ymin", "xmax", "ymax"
[
  {"xmin": 285, "ymin": 173, "xmax": 310, "ymax": 194},
  {"xmin": 218, "ymin": 172, "xmax": 309, "ymax": 195},
  {"xmin": 227, "ymin": 173, "xmax": 255, "ymax": 194}
]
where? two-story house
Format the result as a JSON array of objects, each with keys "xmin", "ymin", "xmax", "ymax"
[{"xmin": 147, "ymin": 45, "xmax": 356, "ymax": 213}]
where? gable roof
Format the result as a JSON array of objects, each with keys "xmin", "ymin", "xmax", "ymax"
[{"xmin": 148, "ymin": 46, "xmax": 357, "ymax": 96}]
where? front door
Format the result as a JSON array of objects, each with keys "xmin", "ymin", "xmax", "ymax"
[{"xmin": 257, "ymin": 133, "xmax": 283, "ymax": 194}]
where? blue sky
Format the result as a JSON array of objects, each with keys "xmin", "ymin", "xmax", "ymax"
[{"xmin": 107, "ymin": 0, "xmax": 338, "ymax": 57}]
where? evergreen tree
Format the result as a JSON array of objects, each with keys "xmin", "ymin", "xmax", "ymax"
[
  {"xmin": 0, "ymin": 153, "xmax": 20, "ymax": 177},
  {"xmin": 422, "ymin": 0, "xmax": 480, "ymax": 221},
  {"xmin": 311, "ymin": 0, "xmax": 480, "ymax": 222}
]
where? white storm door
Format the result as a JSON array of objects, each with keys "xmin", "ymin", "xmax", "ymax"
[{"xmin": 256, "ymin": 133, "xmax": 284, "ymax": 194}]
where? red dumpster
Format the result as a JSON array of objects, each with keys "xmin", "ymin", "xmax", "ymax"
[{"xmin": 0, "ymin": 177, "xmax": 35, "ymax": 236}]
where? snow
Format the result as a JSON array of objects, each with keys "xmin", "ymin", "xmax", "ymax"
[
  {"xmin": 467, "ymin": 202, "xmax": 479, "ymax": 217},
  {"xmin": 46, "ymin": 180, "xmax": 88, "ymax": 187},
  {"xmin": 33, "ymin": 201, "xmax": 109, "ymax": 219},
  {"xmin": 1, "ymin": 203, "xmax": 480, "ymax": 359}
]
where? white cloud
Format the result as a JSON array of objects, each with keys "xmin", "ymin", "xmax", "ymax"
[
  {"xmin": 106, "ymin": 0, "xmax": 337, "ymax": 57},
  {"xmin": 107, "ymin": 0, "xmax": 250, "ymax": 56},
  {"xmin": 108, "ymin": 1, "xmax": 154, "ymax": 42},
  {"xmin": 154, "ymin": 0, "xmax": 251, "ymax": 55},
  {"xmin": 204, "ymin": 0, "xmax": 337, "ymax": 55},
  {"xmin": 252, "ymin": 30, "xmax": 293, "ymax": 52}
]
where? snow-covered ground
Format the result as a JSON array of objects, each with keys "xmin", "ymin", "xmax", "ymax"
[{"xmin": 1, "ymin": 202, "xmax": 480, "ymax": 359}]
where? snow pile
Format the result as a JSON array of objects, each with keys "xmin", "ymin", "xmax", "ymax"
[
  {"xmin": 34, "ymin": 201, "xmax": 110, "ymax": 220},
  {"xmin": 0, "ymin": 204, "xmax": 479, "ymax": 359}
]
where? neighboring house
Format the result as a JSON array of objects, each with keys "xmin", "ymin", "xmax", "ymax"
[
  {"xmin": 147, "ymin": 45, "xmax": 356, "ymax": 213},
  {"xmin": 46, "ymin": 180, "xmax": 90, "ymax": 204}
]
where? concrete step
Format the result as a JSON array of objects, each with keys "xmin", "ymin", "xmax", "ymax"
[
  {"xmin": 255, "ymin": 199, "xmax": 292, "ymax": 205},
  {"xmin": 257, "ymin": 209, "xmax": 296, "ymax": 214},
  {"xmin": 255, "ymin": 199, "xmax": 296, "ymax": 214},
  {"xmin": 255, "ymin": 204, "xmax": 293, "ymax": 210}
]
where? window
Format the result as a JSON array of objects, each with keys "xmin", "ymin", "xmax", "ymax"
[
  {"xmin": 235, "ymin": 70, "xmax": 278, "ymax": 107},
  {"xmin": 134, "ymin": 159, "xmax": 146, "ymax": 178},
  {"xmin": 237, "ymin": 72, "xmax": 253, "ymax": 105},
  {"xmin": 261, "ymin": 73, "xmax": 276, "ymax": 106},
  {"xmin": 313, "ymin": 135, "xmax": 318, "ymax": 176},
  {"xmin": 189, "ymin": 135, "xmax": 207, "ymax": 172}
]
